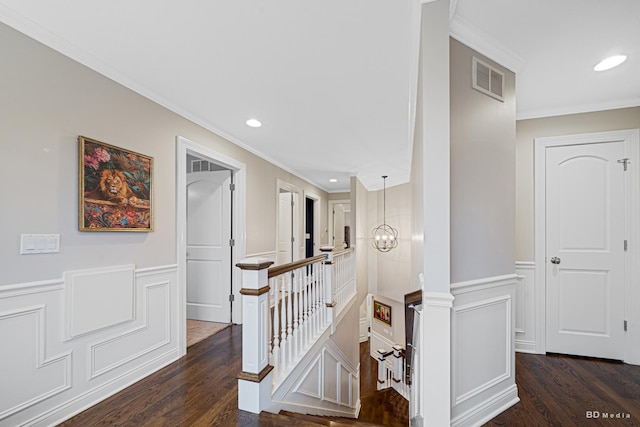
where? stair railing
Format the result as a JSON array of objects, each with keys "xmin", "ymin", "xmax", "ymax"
[
  {"xmin": 375, "ymin": 291, "xmax": 423, "ymax": 424},
  {"xmin": 236, "ymin": 246, "xmax": 356, "ymax": 414},
  {"xmin": 376, "ymin": 345, "xmax": 410, "ymax": 399}
]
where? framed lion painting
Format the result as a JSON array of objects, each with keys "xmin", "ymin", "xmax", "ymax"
[{"xmin": 79, "ymin": 136, "xmax": 153, "ymax": 231}]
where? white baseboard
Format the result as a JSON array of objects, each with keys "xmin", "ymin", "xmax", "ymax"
[
  {"xmin": 515, "ymin": 339, "xmax": 537, "ymax": 354},
  {"xmin": 450, "ymin": 384, "xmax": 519, "ymax": 427}
]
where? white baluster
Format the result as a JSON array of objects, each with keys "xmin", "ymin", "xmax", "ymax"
[
  {"xmin": 293, "ymin": 269, "xmax": 299, "ymax": 360},
  {"xmin": 280, "ymin": 276, "xmax": 288, "ymax": 371},
  {"xmin": 286, "ymin": 272, "xmax": 293, "ymax": 366},
  {"xmin": 272, "ymin": 276, "xmax": 280, "ymax": 377}
]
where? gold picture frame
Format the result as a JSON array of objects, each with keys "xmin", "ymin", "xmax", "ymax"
[{"xmin": 79, "ymin": 136, "xmax": 153, "ymax": 232}]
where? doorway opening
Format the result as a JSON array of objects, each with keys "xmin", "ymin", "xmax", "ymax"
[
  {"xmin": 304, "ymin": 191, "xmax": 322, "ymax": 257},
  {"xmin": 276, "ymin": 180, "xmax": 301, "ymax": 265},
  {"xmin": 328, "ymin": 199, "xmax": 351, "ymax": 250},
  {"xmin": 185, "ymin": 155, "xmax": 232, "ymax": 347},
  {"xmin": 176, "ymin": 136, "xmax": 247, "ymax": 356}
]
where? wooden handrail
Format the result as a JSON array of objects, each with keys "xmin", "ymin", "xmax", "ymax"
[
  {"xmin": 268, "ymin": 254, "xmax": 327, "ymax": 279},
  {"xmin": 332, "ymin": 247, "xmax": 354, "ymax": 257}
]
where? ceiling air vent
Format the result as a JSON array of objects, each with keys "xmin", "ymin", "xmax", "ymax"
[{"xmin": 472, "ymin": 57, "xmax": 504, "ymax": 102}]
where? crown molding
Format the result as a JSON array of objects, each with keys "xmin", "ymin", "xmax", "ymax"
[
  {"xmin": 0, "ymin": 4, "xmax": 340, "ymax": 194},
  {"xmin": 516, "ymin": 97, "xmax": 640, "ymax": 121},
  {"xmin": 449, "ymin": 14, "xmax": 526, "ymax": 74}
]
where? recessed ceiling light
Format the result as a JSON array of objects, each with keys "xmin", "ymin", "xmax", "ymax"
[
  {"xmin": 594, "ymin": 55, "xmax": 627, "ymax": 72},
  {"xmin": 329, "ymin": 179, "xmax": 338, "ymax": 183},
  {"xmin": 246, "ymin": 118, "xmax": 262, "ymax": 128}
]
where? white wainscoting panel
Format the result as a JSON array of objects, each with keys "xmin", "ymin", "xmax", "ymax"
[
  {"xmin": 245, "ymin": 251, "xmax": 278, "ymax": 264},
  {"xmin": 0, "ymin": 264, "xmax": 179, "ymax": 427},
  {"xmin": 515, "ymin": 262, "xmax": 536, "ymax": 353},
  {"xmin": 271, "ymin": 333, "xmax": 360, "ymax": 418},
  {"xmin": 66, "ymin": 265, "xmax": 135, "ymax": 339},
  {"xmin": 450, "ymin": 275, "xmax": 519, "ymax": 427}
]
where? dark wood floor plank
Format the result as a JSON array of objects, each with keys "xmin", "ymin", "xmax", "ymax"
[
  {"xmin": 485, "ymin": 353, "xmax": 640, "ymax": 427},
  {"xmin": 59, "ymin": 327, "xmax": 395, "ymax": 427},
  {"xmin": 59, "ymin": 326, "xmax": 640, "ymax": 427}
]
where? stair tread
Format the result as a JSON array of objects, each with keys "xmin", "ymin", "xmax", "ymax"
[
  {"xmin": 254, "ymin": 410, "xmax": 327, "ymax": 426},
  {"xmin": 279, "ymin": 410, "xmax": 388, "ymax": 426}
]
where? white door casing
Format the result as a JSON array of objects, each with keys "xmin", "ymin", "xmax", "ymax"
[
  {"xmin": 328, "ymin": 200, "xmax": 350, "ymax": 250},
  {"xmin": 278, "ymin": 190, "xmax": 294, "ymax": 265},
  {"xmin": 545, "ymin": 142, "xmax": 625, "ymax": 359},
  {"xmin": 187, "ymin": 170, "xmax": 232, "ymax": 322},
  {"xmin": 333, "ymin": 203, "xmax": 346, "ymax": 249},
  {"xmin": 176, "ymin": 136, "xmax": 247, "ymax": 356},
  {"xmin": 534, "ymin": 129, "xmax": 640, "ymax": 364},
  {"xmin": 276, "ymin": 180, "xmax": 302, "ymax": 264}
]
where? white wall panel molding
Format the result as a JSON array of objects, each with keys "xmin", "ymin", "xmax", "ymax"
[
  {"xmin": 65, "ymin": 265, "xmax": 136, "ymax": 339},
  {"xmin": 450, "ymin": 275, "xmax": 519, "ymax": 427},
  {"xmin": 90, "ymin": 280, "xmax": 171, "ymax": 379},
  {"xmin": 452, "ymin": 295, "xmax": 511, "ymax": 405},
  {"xmin": 0, "ymin": 279, "xmax": 64, "ymax": 299},
  {"xmin": 515, "ymin": 262, "xmax": 537, "ymax": 354},
  {"xmin": 0, "ymin": 264, "xmax": 179, "ymax": 427},
  {"xmin": 0, "ymin": 305, "xmax": 72, "ymax": 421},
  {"xmin": 271, "ymin": 331, "xmax": 360, "ymax": 418},
  {"xmin": 245, "ymin": 251, "xmax": 277, "ymax": 263},
  {"xmin": 450, "ymin": 273, "xmax": 518, "ymax": 294},
  {"xmin": 450, "ymin": 384, "xmax": 518, "ymax": 427}
]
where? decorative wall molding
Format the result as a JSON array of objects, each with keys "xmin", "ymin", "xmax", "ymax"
[
  {"xmin": 0, "ymin": 264, "xmax": 179, "ymax": 427},
  {"xmin": 514, "ymin": 262, "xmax": 537, "ymax": 354},
  {"xmin": 450, "ymin": 275, "xmax": 518, "ymax": 426},
  {"xmin": 65, "ymin": 265, "xmax": 136, "ymax": 339},
  {"xmin": 245, "ymin": 251, "xmax": 278, "ymax": 264},
  {"xmin": 0, "ymin": 305, "xmax": 72, "ymax": 421},
  {"xmin": 271, "ymin": 330, "xmax": 360, "ymax": 418},
  {"xmin": 452, "ymin": 295, "xmax": 511, "ymax": 405},
  {"xmin": 90, "ymin": 281, "xmax": 171, "ymax": 379}
]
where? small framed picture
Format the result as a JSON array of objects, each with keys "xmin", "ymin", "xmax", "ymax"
[
  {"xmin": 79, "ymin": 136, "xmax": 153, "ymax": 231},
  {"xmin": 373, "ymin": 300, "xmax": 392, "ymax": 326}
]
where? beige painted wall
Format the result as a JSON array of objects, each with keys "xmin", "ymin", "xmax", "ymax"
[
  {"xmin": 0, "ymin": 22, "xmax": 329, "ymax": 286},
  {"xmin": 450, "ymin": 38, "xmax": 516, "ymax": 283},
  {"xmin": 515, "ymin": 106, "xmax": 640, "ymax": 261},
  {"xmin": 375, "ymin": 183, "xmax": 413, "ymax": 299},
  {"xmin": 351, "ymin": 176, "xmax": 371, "ymax": 308},
  {"xmin": 410, "ymin": 60, "xmax": 425, "ymax": 294}
]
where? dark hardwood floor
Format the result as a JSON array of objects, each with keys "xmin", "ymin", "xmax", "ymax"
[
  {"xmin": 485, "ymin": 352, "xmax": 640, "ymax": 426},
  {"xmin": 59, "ymin": 326, "xmax": 397, "ymax": 427},
  {"xmin": 59, "ymin": 324, "xmax": 640, "ymax": 427},
  {"xmin": 358, "ymin": 341, "xmax": 408, "ymax": 427}
]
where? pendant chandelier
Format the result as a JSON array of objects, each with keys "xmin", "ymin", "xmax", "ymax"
[{"xmin": 372, "ymin": 175, "xmax": 398, "ymax": 252}]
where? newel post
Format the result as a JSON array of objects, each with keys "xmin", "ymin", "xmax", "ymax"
[
  {"xmin": 236, "ymin": 258, "xmax": 274, "ymax": 414},
  {"xmin": 320, "ymin": 246, "xmax": 336, "ymax": 327}
]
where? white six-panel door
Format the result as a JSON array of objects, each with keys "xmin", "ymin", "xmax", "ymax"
[
  {"xmin": 186, "ymin": 170, "xmax": 231, "ymax": 322},
  {"xmin": 545, "ymin": 141, "xmax": 625, "ymax": 360}
]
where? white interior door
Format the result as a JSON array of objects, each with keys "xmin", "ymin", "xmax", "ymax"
[
  {"xmin": 333, "ymin": 204, "xmax": 345, "ymax": 249},
  {"xmin": 187, "ymin": 170, "xmax": 231, "ymax": 322},
  {"xmin": 545, "ymin": 141, "xmax": 625, "ymax": 359},
  {"xmin": 277, "ymin": 191, "xmax": 293, "ymax": 265}
]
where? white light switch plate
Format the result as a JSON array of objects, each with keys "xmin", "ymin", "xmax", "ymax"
[{"xmin": 20, "ymin": 234, "xmax": 60, "ymax": 254}]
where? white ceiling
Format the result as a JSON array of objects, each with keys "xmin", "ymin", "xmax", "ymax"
[{"xmin": 1, "ymin": 0, "xmax": 638, "ymax": 192}]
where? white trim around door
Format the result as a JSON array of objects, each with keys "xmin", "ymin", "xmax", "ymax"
[
  {"xmin": 534, "ymin": 129, "xmax": 640, "ymax": 364},
  {"xmin": 176, "ymin": 136, "xmax": 247, "ymax": 356}
]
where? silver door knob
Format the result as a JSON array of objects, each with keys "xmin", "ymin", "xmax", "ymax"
[{"xmin": 550, "ymin": 257, "xmax": 561, "ymax": 264}]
